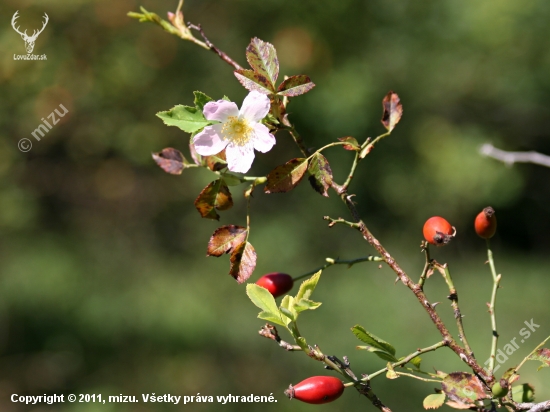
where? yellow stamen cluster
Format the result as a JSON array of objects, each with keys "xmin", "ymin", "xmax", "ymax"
[{"xmin": 221, "ymin": 116, "xmax": 253, "ymax": 146}]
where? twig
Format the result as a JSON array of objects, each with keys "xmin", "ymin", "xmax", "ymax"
[
  {"xmin": 418, "ymin": 242, "xmax": 432, "ymax": 289},
  {"xmin": 434, "ymin": 262, "xmax": 475, "ymax": 358},
  {"xmin": 480, "ymin": 144, "xmax": 550, "ymax": 168},
  {"xmin": 187, "ymin": 23, "xmax": 243, "ymax": 70},
  {"xmin": 324, "ymin": 216, "xmax": 360, "ymax": 229},
  {"xmin": 292, "ymin": 255, "xmax": 383, "ymax": 282},
  {"xmin": 486, "ymin": 239, "xmax": 501, "ymax": 375},
  {"xmin": 367, "ymin": 341, "xmax": 446, "ymax": 380}
]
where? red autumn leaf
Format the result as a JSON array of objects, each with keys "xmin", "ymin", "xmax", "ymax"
[
  {"xmin": 207, "ymin": 225, "xmax": 247, "ymax": 257},
  {"xmin": 234, "ymin": 69, "xmax": 273, "ymax": 94},
  {"xmin": 194, "ymin": 179, "xmax": 233, "ymax": 220},
  {"xmin": 229, "ymin": 241, "xmax": 257, "ymax": 283},
  {"xmin": 152, "ymin": 148, "xmax": 189, "ymax": 175},
  {"xmin": 277, "ymin": 75, "xmax": 315, "ymax": 97},
  {"xmin": 264, "ymin": 158, "xmax": 308, "ymax": 194},
  {"xmin": 381, "ymin": 91, "xmax": 403, "ymax": 132}
]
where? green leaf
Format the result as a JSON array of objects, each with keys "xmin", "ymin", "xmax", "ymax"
[
  {"xmin": 423, "ymin": 393, "xmax": 445, "ymax": 410},
  {"xmin": 308, "ymin": 153, "xmax": 333, "ymax": 197},
  {"xmin": 221, "ymin": 174, "xmax": 242, "ymax": 186},
  {"xmin": 156, "ymin": 105, "xmax": 211, "ymax": 133},
  {"xmin": 277, "ymin": 75, "xmax": 315, "ymax": 97},
  {"xmin": 246, "ymin": 38, "xmax": 279, "ymax": 89},
  {"xmin": 194, "ymin": 179, "xmax": 233, "ymax": 220},
  {"xmin": 280, "ymin": 307, "xmax": 296, "ymax": 322},
  {"xmin": 247, "ymin": 284, "xmax": 280, "ymax": 314},
  {"xmin": 234, "ymin": 69, "xmax": 273, "ymax": 94},
  {"xmin": 295, "ymin": 270, "xmax": 322, "ymax": 301},
  {"xmin": 527, "ymin": 347, "xmax": 550, "ymax": 370},
  {"xmin": 264, "ymin": 158, "xmax": 308, "ymax": 194},
  {"xmin": 229, "ymin": 241, "xmax": 257, "ymax": 283},
  {"xmin": 193, "ymin": 91, "xmax": 214, "ymax": 112},
  {"xmin": 280, "ymin": 295, "xmax": 297, "ymax": 326},
  {"xmin": 409, "ymin": 356, "xmax": 422, "ymax": 369},
  {"xmin": 351, "ymin": 325, "xmax": 396, "ymax": 356},
  {"xmin": 356, "ymin": 346, "xmax": 398, "ymax": 362},
  {"xmin": 294, "ymin": 298, "xmax": 322, "ymax": 313},
  {"xmin": 257, "ymin": 310, "xmax": 286, "ymax": 327}
]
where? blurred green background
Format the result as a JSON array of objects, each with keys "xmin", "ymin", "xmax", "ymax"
[{"xmin": 1, "ymin": 0, "xmax": 550, "ymax": 411}]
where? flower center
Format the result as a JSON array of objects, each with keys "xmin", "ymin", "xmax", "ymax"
[{"xmin": 221, "ymin": 116, "xmax": 253, "ymax": 146}]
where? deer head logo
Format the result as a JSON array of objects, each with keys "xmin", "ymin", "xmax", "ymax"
[{"xmin": 11, "ymin": 11, "xmax": 49, "ymax": 54}]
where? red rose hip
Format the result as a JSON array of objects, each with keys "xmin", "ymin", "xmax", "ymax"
[
  {"xmin": 284, "ymin": 376, "xmax": 345, "ymax": 404},
  {"xmin": 256, "ymin": 273, "xmax": 293, "ymax": 298},
  {"xmin": 423, "ymin": 216, "xmax": 455, "ymax": 246},
  {"xmin": 474, "ymin": 206, "xmax": 497, "ymax": 239}
]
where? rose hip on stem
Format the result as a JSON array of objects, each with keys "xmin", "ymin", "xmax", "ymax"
[
  {"xmin": 255, "ymin": 273, "xmax": 293, "ymax": 298},
  {"xmin": 284, "ymin": 376, "xmax": 345, "ymax": 404},
  {"xmin": 474, "ymin": 206, "xmax": 497, "ymax": 239},
  {"xmin": 423, "ymin": 216, "xmax": 456, "ymax": 246}
]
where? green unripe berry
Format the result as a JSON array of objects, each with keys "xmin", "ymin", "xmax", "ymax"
[{"xmin": 492, "ymin": 380, "xmax": 509, "ymax": 398}]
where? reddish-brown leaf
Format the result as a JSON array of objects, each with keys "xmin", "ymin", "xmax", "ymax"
[
  {"xmin": 277, "ymin": 75, "xmax": 315, "ymax": 97},
  {"xmin": 194, "ymin": 179, "xmax": 233, "ymax": 220},
  {"xmin": 229, "ymin": 241, "xmax": 257, "ymax": 283},
  {"xmin": 338, "ymin": 136, "xmax": 360, "ymax": 151},
  {"xmin": 246, "ymin": 38, "xmax": 279, "ymax": 89},
  {"xmin": 381, "ymin": 91, "xmax": 403, "ymax": 132},
  {"xmin": 204, "ymin": 150, "xmax": 227, "ymax": 171},
  {"xmin": 207, "ymin": 225, "xmax": 247, "ymax": 257},
  {"xmin": 152, "ymin": 148, "xmax": 188, "ymax": 175},
  {"xmin": 264, "ymin": 158, "xmax": 308, "ymax": 194},
  {"xmin": 234, "ymin": 69, "xmax": 273, "ymax": 94}
]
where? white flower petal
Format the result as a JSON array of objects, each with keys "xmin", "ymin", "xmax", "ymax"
[
  {"xmin": 203, "ymin": 100, "xmax": 239, "ymax": 122},
  {"xmin": 239, "ymin": 91, "xmax": 270, "ymax": 122},
  {"xmin": 225, "ymin": 142, "xmax": 255, "ymax": 173},
  {"xmin": 252, "ymin": 123, "xmax": 276, "ymax": 153},
  {"xmin": 193, "ymin": 125, "xmax": 228, "ymax": 156}
]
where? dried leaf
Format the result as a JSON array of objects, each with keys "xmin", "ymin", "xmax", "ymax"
[
  {"xmin": 264, "ymin": 158, "xmax": 308, "ymax": 194},
  {"xmin": 381, "ymin": 91, "xmax": 403, "ymax": 132},
  {"xmin": 152, "ymin": 148, "xmax": 188, "ymax": 175},
  {"xmin": 338, "ymin": 136, "xmax": 360, "ymax": 151},
  {"xmin": 207, "ymin": 225, "xmax": 247, "ymax": 256},
  {"xmin": 234, "ymin": 69, "xmax": 273, "ymax": 94},
  {"xmin": 229, "ymin": 241, "xmax": 257, "ymax": 283},
  {"xmin": 441, "ymin": 372, "xmax": 487, "ymax": 404},
  {"xmin": 246, "ymin": 38, "xmax": 279, "ymax": 89},
  {"xmin": 308, "ymin": 153, "xmax": 333, "ymax": 197},
  {"xmin": 194, "ymin": 179, "xmax": 233, "ymax": 220},
  {"xmin": 277, "ymin": 75, "xmax": 315, "ymax": 97}
]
